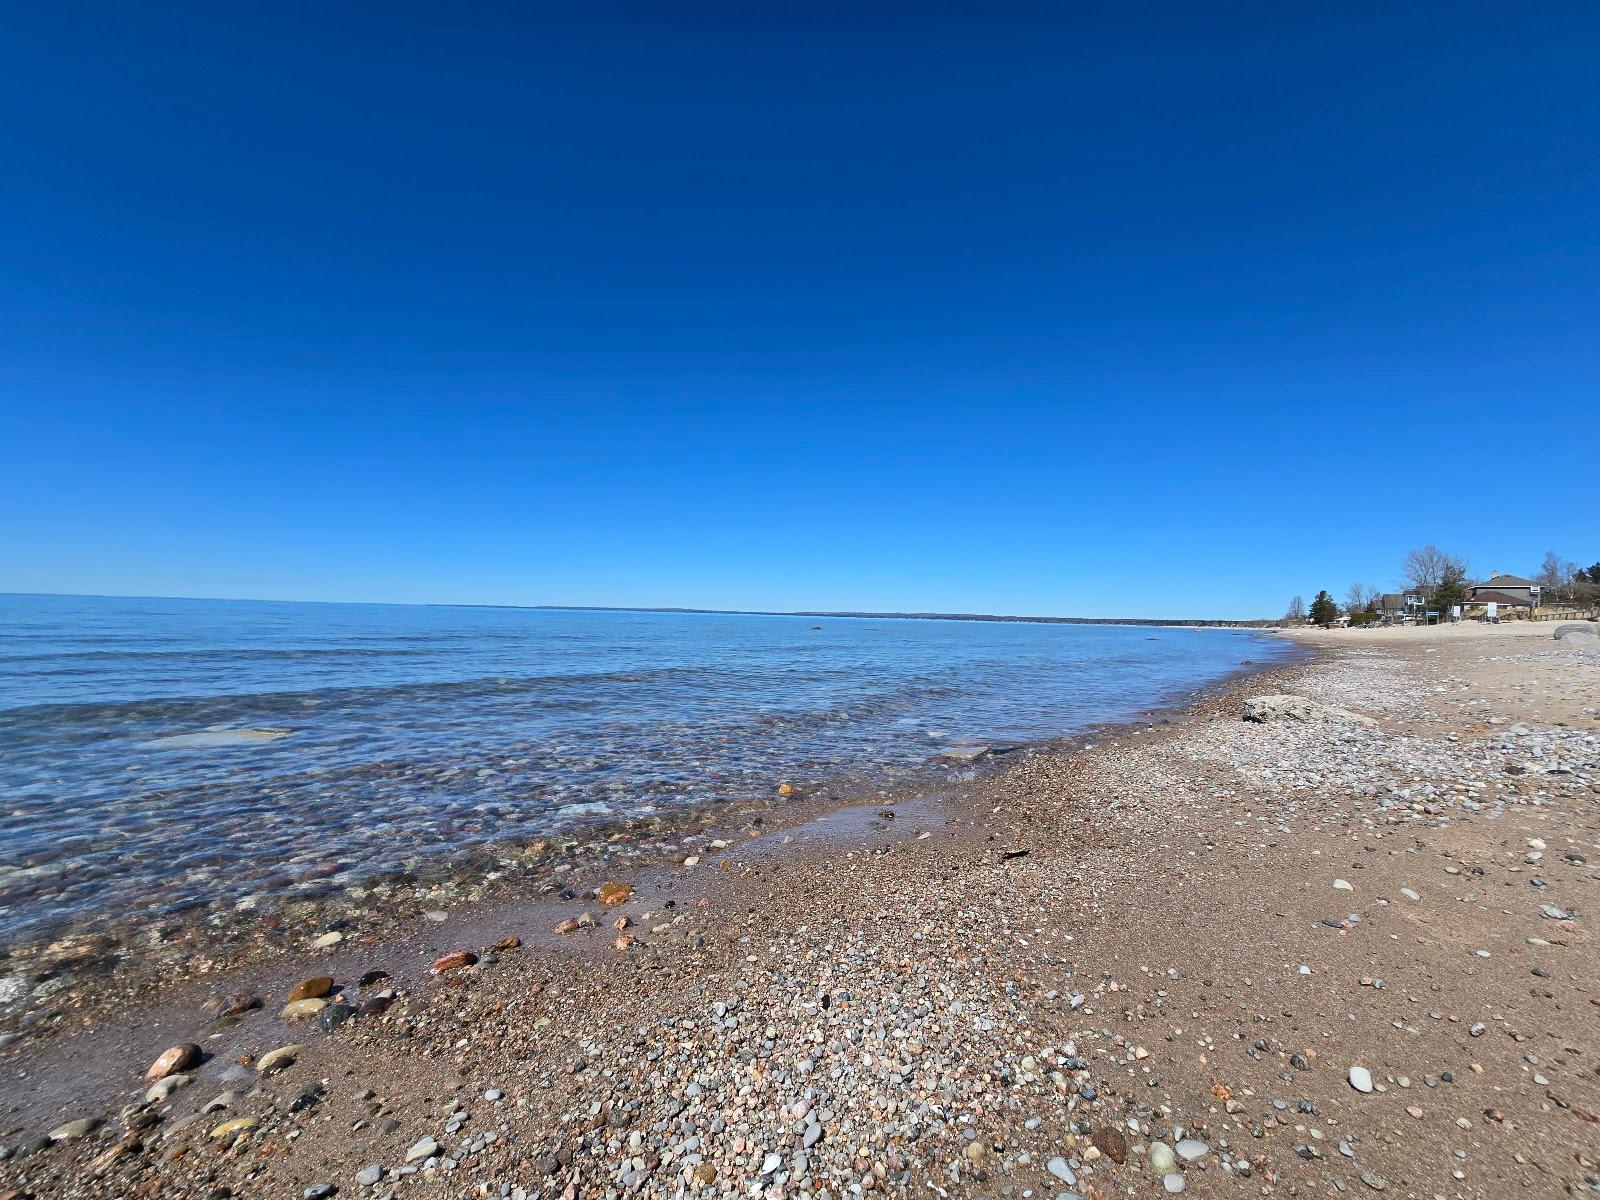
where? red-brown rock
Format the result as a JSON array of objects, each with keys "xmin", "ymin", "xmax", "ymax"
[
  {"xmin": 1092, "ymin": 1126, "xmax": 1128, "ymax": 1164},
  {"xmin": 430, "ymin": 951, "xmax": 479, "ymax": 975},
  {"xmin": 286, "ymin": 976, "xmax": 334, "ymax": 1003},
  {"xmin": 145, "ymin": 1043, "xmax": 201, "ymax": 1082}
]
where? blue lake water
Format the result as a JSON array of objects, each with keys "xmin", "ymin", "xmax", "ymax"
[{"xmin": 0, "ymin": 594, "xmax": 1293, "ymax": 944}]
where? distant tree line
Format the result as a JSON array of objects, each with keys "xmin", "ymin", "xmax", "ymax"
[{"xmin": 1281, "ymin": 544, "xmax": 1597, "ymax": 626}]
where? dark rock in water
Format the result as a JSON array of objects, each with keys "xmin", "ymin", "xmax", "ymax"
[
  {"xmin": 358, "ymin": 995, "xmax": 393, "ymax": 1018},
  {"xmin": 357, "ymin": 969, "xmax": 389, "ymax": 989},
  {"xmin": 215, "ymin": 992, "xmax": 261, "ymax": 1018},
  {"xmin": 319, "ymin": 1003, "xmax": 356, "ymax": 1033}
]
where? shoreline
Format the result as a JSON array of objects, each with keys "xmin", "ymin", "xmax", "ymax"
[
  {"xmin": 2, "ymin": 621, "xmax": 1597, "ymax": 1198},
  {"xmin": 0, "ymin": 630, "xmax": 1298, "ymax": 1040}
]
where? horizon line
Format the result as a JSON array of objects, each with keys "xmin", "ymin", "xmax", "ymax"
[{"xmin": 0, "ymin": 590, "xmax": 1273, "ymax": 627}]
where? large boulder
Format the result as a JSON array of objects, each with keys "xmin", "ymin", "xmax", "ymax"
[
  {"xmin": 1242, "ymin": 694, "xmax": 1376, "ymax": 727},
  {"xmin": 1553, "ymin": 622, "xmax": 1598, "ymax": 643}
]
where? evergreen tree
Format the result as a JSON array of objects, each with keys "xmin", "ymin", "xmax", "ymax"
[
  {"xmin": 1432, "ymin": 562, "xmax": 1469, "ymax": 614},
  {"xmin": 1308, "ymin": 590, "xmax": 1338, "ymax": 625}
]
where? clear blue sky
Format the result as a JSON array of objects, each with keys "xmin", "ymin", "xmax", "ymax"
[{"xmin": 2, "ymin": 4, "xmax": 1595, "ymax": 619}]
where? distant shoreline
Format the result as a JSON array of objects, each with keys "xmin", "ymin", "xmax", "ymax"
[
  {"xmin": 444, "ymin": 602, "xmax": 1273, "ymax": 629},
  {"xmin": 2, "ymin": 592, "xmax": 1273, "ymax": 627}
]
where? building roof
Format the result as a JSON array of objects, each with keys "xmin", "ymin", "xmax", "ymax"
[
  {"xmin": 1470, "ymin": 590, "xmax": 1534, "ymax": 607},
  {"xmin": 1476, "ymin": 574, "xmax": 1536, "ymax": 589}
]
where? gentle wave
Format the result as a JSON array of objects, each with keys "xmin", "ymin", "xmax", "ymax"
[{"xmin": 0, "ymin": 594, "xmax": 1292, "ymax": 943}]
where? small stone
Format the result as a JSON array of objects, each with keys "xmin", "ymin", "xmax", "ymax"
[
  {"xmin": 1333, "ymin": 879, "xmax": 1354, "ymax": 891},
  {"xmin": 288, "ymin": 976, "xmax": 334, "ymax": 1002},
  {"xmin": 554, "ymin": 918, "xmax": 581, "ymax": 935},
  {"xmin": 49, "ymin": 1117, "xmax": 102, "ymax": 1142},
  {"xmin": 303, "ymin": 1186, "xmax": 335, "ymax": 1200},
  {"xmin": 1047, "ymin": 1156, "xmax": 1076, "ymax": 1183},
  {"xmin": 319, "ymin": 1002, "xmax": 356, "ymax": 1033},
  {"xmin": 356, "ymin": 1164, "xmax": 383, "ymax": 1186},
  {"xmin": 1148, "ymin": 1141, "xmax": 1177, "ymax": 1174},
  {"xmin": 1349, "ymin": 1066, "xmax": 1373, "ymax": 1093},
  {"xmin": 283, "ymin": 997, "xmax": 328, "ymax": 1020},
  {"xmin": 209, "ymin": 1116, "xmax": 258, "ymax": 1140},
  {"xmin": 406, "ymin": 1136, "xmax": 440, "ymax": 1162},
  {"xmin": 1175, "ymin": 1138, "xmax": 1209, "ymax": 1161},
  {"xmin": 597, "ymin": 882, "xmax": 633, "ymax": 907},
  {"xmin": 146, "ymin": 1073, "xmax": 192, "ymax": 1103},
  {"xmin": 257, "ymin": 1043, "xmax": 304, "ymax": 1073},
  {"xmin": 1163, "ymin": 1174, "xmax": 1187, "ymax": 1193},
  {"xmin": 1092, "ymin": 1127, "xmax": 1127, "ymax": 1164},
  {"xmin": 145, "ymin": 1043, "xmax": 201, "ymax": 1082},
  {"xmin": 311, "ymin": 931, "xmax": 343, "ymax": 948},
  {"xmin": 430, "ymin": 951, "xmax": 478, "ymax": 974},
  {"xmin": 216, "ymin": 991, "xmax": 261, "ymax": 1017}
]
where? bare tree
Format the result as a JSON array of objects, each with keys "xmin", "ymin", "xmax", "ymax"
[
  {"xmin": 1344, "ymin": 582, "xmax": 1370, "ymax": 614},
  {"xmin": 1536, "ymin": 551, "xmax": 1577, "ymax": 604},
  {"xmin": 1363, "ymin": 585, "xmax": 1382, "ymax": 610},
  {"xmin": 1401, "ymin": 545, "xmax": 1468, "ymax": 596},
  {"xmin": 1284, "ymin": 594, "xmax": 1306, "ymax": 623}
]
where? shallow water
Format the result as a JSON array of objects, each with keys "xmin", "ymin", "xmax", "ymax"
[{"xmin": 0, "ymin": 594, "xmax": 1293, "ymax": 944}]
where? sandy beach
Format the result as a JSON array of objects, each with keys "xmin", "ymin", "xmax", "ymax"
[{"xmin": 2, "ymin": 620, "xmax": 1597, "ymax": 1200}]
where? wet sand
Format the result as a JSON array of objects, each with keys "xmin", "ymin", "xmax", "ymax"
[{"xmin": 2, "ymin": 620, "xmax": 1597, "ymax": 1199}]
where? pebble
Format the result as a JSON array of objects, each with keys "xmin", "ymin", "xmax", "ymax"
[
  {"xmin": 209, "ymin": 1116, "xmax": 258, "ymax": 1140},
  {"xmin": 1348, "ymin": 1065, "xmax": 1373, "ymax": 1093},
  {"xmin": 144, "ymin": 1043, "xmax": 201, "ymax": 1082},
  {"xmin": 257, "ymin": 1043, "xmax": 304, "ymax": 1073},
  {"xmin": 287, "ymin": 975, "xmax": 334, "ymax": 1002},
  {"xmin": 146, "ymin": 1073, "xmax": 192, "ymax": 1103},
  {"xmin": 356, "ymin": 1164, "xmax": 383, "ymax": 1185},
  {"xmin": 406, "ymin": 1136, "xmax": 440, "ymax": 1163},
  {"xmin": 430, "ymin": 950, "xmax": 479, "ymax": 974},
  {"xmin": 48, "ymin": 1117, "xmax": 102, "ymax": 1142}
]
